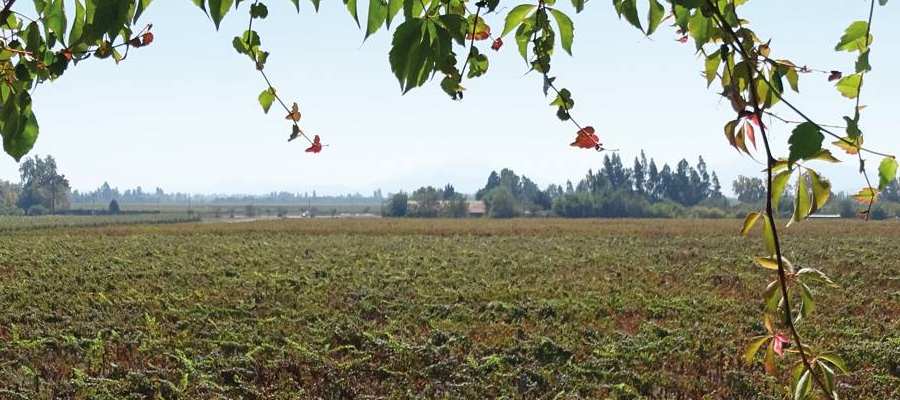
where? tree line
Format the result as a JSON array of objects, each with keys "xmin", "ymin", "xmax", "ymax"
[{"xmin": 385, "ymin": 151, "xmax": 900, "ymax": 219}]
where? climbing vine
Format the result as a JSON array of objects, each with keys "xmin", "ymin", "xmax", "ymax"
[{"xmin": 0, "ymin": 0, "xmax": 896, "ymax": 398}]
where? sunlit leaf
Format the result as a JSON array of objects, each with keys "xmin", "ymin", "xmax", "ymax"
[
  {"xmin": 878, "ymin": 157, "xmax": 898, "ymax": 191},
  {"xmin": 741, "ymin": 211, "xmax": 760, "ymax": 236},
  {"xmin": 834, "ymin": 21, "xmax": 872, "ymax": 53},
  {"xmin": 258, "ymin": 87, "xmax": 275, "ymax": 114},
  {"xmin": 646, "ymin": 0, "xmax": 664, "ymax": 35},
  {"xmin": 771, "ymin": 170, "xmax": 791, "ymax": 209},
  {"xmin": 835, "ymin": 74, "xmax": 862, "ymax": 99},
  {"xmin": 208, "ymin": 0, "xmax": 235, "ymax": 30},
  {"xmin": 807, "ymin": 169, "xmax": 831, "ymax": 213},
  {"xmin": 549, "ymin": 9, "xmax": 574, "ymax": 55},
  {"xmin": 789, "ymin": 172, "xmax": 812, "ymax": 226},
  {"xmin": 502, "ymin": 4, "xmax": 536, "ymax": 37},
  {"xmin": 852, "ymin": 187, "xmax": 878, "ymax": 205},
  {"xmin": 743, "ymin": 336, "xmax": 769, "ymax": 364}
]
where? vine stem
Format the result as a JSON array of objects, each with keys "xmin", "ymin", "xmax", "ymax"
[
  {"xmin": 458, "ymin": 3, "xmax": 482, "ymax": 81},
  {"xmin": 530, "ymin": 1, "xmax": 585, "ymax": 135},
  {"xmin": 705, "ymin": 2, "xmax": 832, "ymax": 398},
  {"xmin": 854, "ymin": 0, "xmax": 877, "ymax": 219},
  {"xmin": 246, "ymin": 0, "xmax": 312, "ymax": 145},
  {"xmin": 0, "ymin": 1, "xmax": 16, "ymax": 27}
]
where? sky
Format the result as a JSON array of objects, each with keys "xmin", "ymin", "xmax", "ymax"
[{"xmin": 0, "ymin": 0, "xmax": 897, "ymax": 196}]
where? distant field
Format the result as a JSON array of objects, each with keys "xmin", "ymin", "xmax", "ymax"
[
  {"xmin": 69, "ymin": 203, "xmax": 381, "ymax": 216},
  {"xmin": 0, "ymin": 219, "xmax": 897, "ymax": 398},
  {"xmin": 0, "ymin": 214, "xmax": 200, "ymax": 232}
]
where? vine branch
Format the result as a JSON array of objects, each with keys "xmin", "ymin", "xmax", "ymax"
[{"xmin": 705, "ymin": 2, "xmax": 831, "ymax": 397}]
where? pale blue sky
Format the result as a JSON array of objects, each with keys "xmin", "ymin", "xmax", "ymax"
[{"xmin": 0, "ymin": 0, "xmax": 897, "ymax": 195}]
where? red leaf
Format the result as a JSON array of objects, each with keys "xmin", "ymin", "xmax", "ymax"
[
  {"xmin": 676, "ymin": 35, "xmax": 688, "ymax": 43},
  {"xmin": 744, "ymin": 120, "xmax": 756, "ymax": 149},
  {"xmin": 570, "ymin": 126, "xmax": 601, "ymax": 150},
  {"xmin": 305, "ymin": 135, "xmax": 323, "ymax": 153},
  {"xmin": 141, "ymin": 32, "xmax": 154, "ymax": 46},
  {"xmin": 773, "ymin": 333, "xmax": 789, "ymax": 356},
  {"xmin": 491, "ymin": 38, "xmax": 503, "ymax": 51}
]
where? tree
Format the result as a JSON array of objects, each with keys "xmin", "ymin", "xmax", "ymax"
[
  {"xmin": 633, "ymin": 153, "xmax": 646, "ymax": 195},
  {"xmin": 410, "ymin": 186, "xmax": 440, "ymax": 217},
  {"xmin": 476, "ymin": 171, "xmax": 500, "ymax": 200},
  {"xmin": 17, "ymin": 155, "xmax": 70, "ymax": 213},
  {"xmin": 883, "ymin": 179, "xmax": 900, "ymax": 202},
  {"xmin": 602, "ymin": 154, "xmax": 630, "ymax": 190},
  {"xmin": 732, "ymin": 175, "xmax": 766, "ymax": 204},
  {"xmin": 108, "ymin": 199, "xmax": 121, "ymax": 214},
  {"xmin": 385, "ymin": 192, "xmax": 408, "ymax": 217},
  {"xmin": 484, "ymin": 187, "xmax": 518, "ymax": 218},
  {"xmin": 710, "ymin": 172, "xmax": 723, "ymax": 199},
  {"xmin": 647, "ymin": 159, "xmax": 660, "ymax": 201}
]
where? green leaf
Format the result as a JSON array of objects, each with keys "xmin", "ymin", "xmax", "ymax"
[
  {"xmin": 771, "ymin": 170, "xmax": 791, "ymax": 209},
  {"xmin": 614, "ymin": 0, "xmax": 642, "ymax": 32},
  {"xmin": 308, "ymin": 0, "xmax": 320, "ymax": 12},
  {"xmin": 570, "ymin": 0, "xmax": 585, "ymax": 13},
  {"xmin": 704, "ymin": 50, "xmax": 720, "ymax": 87},
  {"xmin": 855, "ymin": 50, "xmax": 871, "ymax": 73},
  {"xmin": 743, "ymin": 336, "xmax": 770, "ymax": 364},
  {"xmin": 502, "ymin": 4, "xmax": 536, "ymax": 37},
  {"xmin": 762, "ymin": 215, "xmax": 776, "ymax": 256},
  {"xmin": 70, "ymin": 0, "xmax": 86, "ymax": 46},
  {"xmin": 250, "ymin": 2, "xmax": 268, "ymax": 18},
  {"xmin": 44, "ymin": 0, "xmax": 67, "ymax": 39},
  {"xmin": 797, "ymin": 282, "xmax": 814, "ymax": 323},
  {"xmin": 646, "ymin": 0, "xmax": 664, "ymax": 35},
  {"xmin": 793, "ymin": 368, "xmax": 812, "ymax": 400},
  {"xmin": 788, "ymin": 122, "xmax": 824, "ymax": 166},
  {"xmin": 134, "ymin": 0, "xmax": 153, "ymax": 23},
  {"xmin": 549, "ymin": 9, "xmax": 574, "ymax": 55},
  {"xmin": 345, "ymin": 0, "xmax": 360, "ymax": 27},
  {"xmin": 258, "ymin": 88, "xmax": 275, "ymax": 113},
  {"xmin": 817, "ymin": 353, "xmax": 849, "ymax": 373},
  {"xmin": 1, "ymin": 88, "xmax": 37, "ymax": 158},
  {"xmin": 834, "ymin": 21, "xmax": 872, "ymax": 53},
  {"xmin": 878, "ymin": 157, "xmax": 898, "ymax": 191},
  {"xmin": 835, "ymin": 74, "xmax": 862, "ymax": 99},
  {"xmin": 514, "ymin": 19, "xmax": 534, "ymax": 61},
  {"xmin": 467, "ymin": 51, "xmax": 489, "ymax": 78},
  {"xmin": 687, "ymin": 10, "xmax": 711, "ymax": 49},
  {"xmin": 365, "ymin": 0, "xmax": 388, "ymax": 39},
  {"xmin": 807, "ymin": 169, "xmax": 831, "ymax": 213},
  {"xmin": 789, "ymin": 173, "xmax": 812, "ymax": 226},
  {"xmin": 208, "ymin": 0, "xmax": 235, "ymax": 30},
  {"xmin": 386, "ymin": 0, "xmax": 402, "ymax": 28}
]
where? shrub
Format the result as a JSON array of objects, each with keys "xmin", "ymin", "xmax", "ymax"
[
  {"xmin": 384, "ymin": 193, "xmax": 408, "ymax": 217},
  {"xmin": 28, "ymin": 205, "xmax": 48, "ymax": 216},
  {"xmin": 108, "ymin": 199, "xmax": 120, "ymax": 214}
]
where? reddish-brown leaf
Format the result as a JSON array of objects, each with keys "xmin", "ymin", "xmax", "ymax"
[
  {"xmin": 305, "ymin": 135, "xmax": 323, "ymax": 153},
  {"xmin": 491, "ymin": 38, "xmax": 503, "ymax": 51}
]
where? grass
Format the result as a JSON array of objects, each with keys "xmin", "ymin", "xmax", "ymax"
[{"xmin": 0, "ymin": 219, "xmax": 897, "ymax": 399}]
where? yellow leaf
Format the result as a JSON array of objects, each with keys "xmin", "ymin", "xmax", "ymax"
[{"xmin": 741, "ymin": 212, "xmax": 761, "ymax": 236}]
